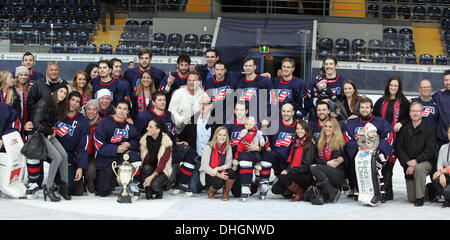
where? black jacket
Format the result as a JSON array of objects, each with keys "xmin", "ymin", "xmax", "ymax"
[
  {"xmin": 178, "ymin": 113, "xmax": 220, "ymax": 151},
  {"xmin": 27, "ymin": 76, "xmax": 68, "ymax": 120},
  {"xmin": 195, "ymin": 64, "xmax": 210, "ymax": 82},
  {"xmin": 31, "ymin": 94, "xmax": 56, "ymax": 137},
  {"xmin": 315, "ymin": 147, "xmax": 345, "ymax": 171},
  {"xmin": 285, "ymin": 142, "xmax": 317, "ymax": 175},
  {"xmin": 395, "ymin": 119, "xmax": 436, "ymax": 176}
]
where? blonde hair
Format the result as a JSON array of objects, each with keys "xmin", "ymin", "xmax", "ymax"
[
  {"xmin": 317, "ymin": 117, "xmax": 345, "ymax": 152},
  {"xmin": 0, "ymin": 70, "xmax": 16, "ymax": 105},
  {"xmin": 14, "ymin": 71, "xmax": 30, "ymax": 90},
  {"xmin": 207, "ymin": 126, "xmax": 230, "ymax": 150},
  {"xmin": 71, "ymin": 70, "xmax": 93, "ymax": 99}
]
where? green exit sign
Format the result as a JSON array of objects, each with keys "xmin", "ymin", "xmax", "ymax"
[{"xmin": 260, "ymin": 45, "xmax": 270, "ymax": 53}]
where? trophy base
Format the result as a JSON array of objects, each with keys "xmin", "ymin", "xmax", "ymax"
[{"xmin": 117, "ymin": 194, "xmax": 132, "ymax": 203}]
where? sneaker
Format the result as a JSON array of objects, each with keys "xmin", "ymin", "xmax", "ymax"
[
  {"xmin": 129, "ymin": 181, "xmax": 140, "ymax": 197},
  {"xmin": 414, "ymin": 198, "xmax": 424, "ymax": 207}
]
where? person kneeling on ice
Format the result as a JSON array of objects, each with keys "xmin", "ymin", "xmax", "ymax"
[
  {"xmin": 139, "ymin": 118, "xmax": 173, "ymax": 200},
  {"xmin": 271, "ymin": 120, "xmax": 315, "ymax": 201},
  {"xmin": 310, "ymin": 117, "xmax": 345, "ymax": 203},
  {"xmin": 232, "ymin": 116, "xmax": 267, "ymax": 201},
  {"xmin": 200, "ymin": 127, "xmax": 236, "ymax": 200},
  {"xmin": 93, "ymin": 99, "xmax": 142, "ymax": 198}
]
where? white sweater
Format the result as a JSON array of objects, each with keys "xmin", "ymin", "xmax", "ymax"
[
  {"xmin": 168, "ymin": 87, "xmax": 208, "ymax": 129},
  {"xmin": 437, "ymin": 143, "xmax": 450, "ymax": 173}
]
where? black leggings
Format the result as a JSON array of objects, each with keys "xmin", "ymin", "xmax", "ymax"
[
  {"xmin": 432, "ymin": 174, "xmax": 450, "ymax": 200},
  {"xmin": 310, "ymin": 164, "xmax": 345, "ymax": 188},
  {"xmin": 141, "ymin": 165, "xmax": 170, "ymax": 193},
  {"xmin": 205, "ymin": 169, "xmax": 237, "ymax": 190},
  {"xmin": 272, "ymin": 171, "xmax": 313, "ymax": 194}
]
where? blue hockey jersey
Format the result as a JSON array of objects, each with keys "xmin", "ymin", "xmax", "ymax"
[
  {"xmin": 271, "ymin": 76, "xmax": 307, "ymax": 117},
  {"xmin": 91, "ymin": 77, "xmax": 130, "ymax": 105},
  {"xmin": 123, "ymin": 66, "xmax": 166, "ymax": 94}
]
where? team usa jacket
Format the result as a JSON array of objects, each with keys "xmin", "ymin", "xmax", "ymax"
[
  {"xmin": 134, "ymin": 108, "xmax": 178, "ymax": 140},
  {"xmin": 93, "ymin": 116, "xmax": 140, "ymax": 169},
  {"xmin": 123, "ymin": 66, "xmax": 166, "ymax": 94},
  {"xmin": 271, "ymin": 76, "xmax": 307, "ymax": 117},
  {"xmin": 433, "ymin": 90, "xmax": 450, "ymax": 143},
  {"xmin": 0, "ymin": 103, "xmax": 20, "ymax": 139},
  {"xmin": 343, "ymin": 115, "xmax": 394, "ymax": 159},
  {"xmin": 267, "ymin": 119, "xmax": 296, "ymax": 160},
  {"xmin": 54, "ymin": 112, "xmax": 90, "ymax": 169},
  {"xmin": 91, "ymin": 77, "xmax": 130, "ymax": 105}
]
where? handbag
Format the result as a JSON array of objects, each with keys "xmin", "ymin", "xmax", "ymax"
[{"xmin": 21, "ymin": 131, "xmax": 48, "ymax": 160}]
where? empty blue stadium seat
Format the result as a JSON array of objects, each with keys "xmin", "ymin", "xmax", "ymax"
[
  {"xmin": 150, "ymin": 45, "xmax": 163, "ymax": 56},
  {"xmin": 66, "ymin": 43, "xmax": 79, "ymax": 53},
  {"xmin": 13, "ymin": 6, "xmax": 26, "ymax": 18},
  {"xmin": 141, "ymin": 20, "xmax": 152, "ymax": 32},
  {"xmin": 317, "ymin": 38, "xmax": 333, "ymax": 51},
  {"xmin": 37, "ymin": 0, "xmax": 49, "ymax": 7},
  {"xmin": 29, "ymin": 7, "xmax": 41, "ymax": 18},
  {"xmin": 166, "ymin": 45, "xmax": 179, "ymax": 56},
  {"xmin": 384, "ymin": 39, "xmax": 399, "ymax": 50},
  {"xmin": 200, "ymin": 34, "xmax": 213, "ymax": 44},
  {"xmin": 83, "ymin": 19, "xmax": 95, "ymax": 32},
  {"xmin": 444, "ymin": 0, "xmax": 450, "ymax": 4},
  {"xmin": 12, "ymin": 30, "xmax": 26, "ymax": 42},
  {"xmin": 66, "ymin": 0, "xmax": 79, "ymax": 8},
  {"xmin": 335, "ymin": 38, "xmax": 350, "ymax": 50},
  {"xmin": 52, "ymin": 0, "xmax": 64, "ymax": 7},
  {"xmin": 436, "ymin": 54, "xmax": 448, "ymax": 65},
  {"xmin": 51, "ymin": 42, "xmax": 64, "ymax": 53},
  {"xmin": 28, "ymin": 30, "xmax": 41, "ymax": 44},
  {"xmin": 87, "ymin": 7, "xmax": 99, "ymax": 20},
  {"xmin": 427, "ymin": 0, "xmax": 440, "ymax": 3},
  {"xmin": 383, "ymin": 27, "xmax": 397, "ymax": 40},
  {"xmin": 152, "ymin": 32, "xmax": 166, "ymax": 45},
  {"xmin": 336, "ymin": 49, "xmax": 350, "ymax": 61},
  {"xmin": 137, "ymin": 32, "xmax": 150, "ymax": 44},
  {"xmin": 419, "ymin": 54, "xmax": 434, "ymax": 64},
  {"xmin": 412, "ymin": 0, "xmax": 425, "ymax": 3},
  {"xmin": 76, "ymin": 31, "xmax": 89, "ymax": 43},
  {"xmin": 352, "ymin": 39, "xmax": 365, "ymax": 49},
  {"xmin": 368, "ymin": 39, "xmax": 383, "ymax": 49},
  {"xmin": 397, "ymin": 6, "xmax": 411, "ymax": 16},
  {"xmin": 442, "ymin": 18, "xmax": 450, "ymax": 30},
  {"xmin": 82, "ymin": 43, "xmax": 97, "ymax": 54},
  {"xmin": 369, "ymin": 51, "xmax": 384, "ymax": 63},
  {"xmin": 24, "ymin": 0, "xmax": 35, "ymax": 7},
  {"xmin": 386, "ymin": 51, "xmax": 401, "ymax": 63},
  {"xmin": 402, "ymin": 40, "xmax": 415, "ymax": 52},
  {"xmin": 43, "ymin": 7, "xmax": 56, "ymax": 19},
  {"xmin": 428, "ymin": 6, "xmax": 441, "ymax": 17},
  {"xmin": 125, "ymin": 20, "xmax": 139, "ymax": 32},
  {"xmin": 399, "ymin": 28, "xmax": 413, "ymax": 36},
  {"xmin": 382, "ymin": 5, "xmax": 395, "ymax": 16},
  {"xmin": 131, "ymin": 45, "xmax": 144, "ymax": 55},
  {"xmin": 168, "ymin": 33, "xmax": 182, "ymax": 47},
  {"xmin": 413, "ymin": 6, "xmax": 426, "ymax": 17},
  {"xmin": 58, "ymin": 7, "xmax": 72, "ymax": 20},
  {"xmin": 22, "ymin": 18, "xmax": 35, "ymax": 29},
  {"xmin": 80, "ymin": 0, "xmax": 93, "ymax": 8},
  {"xmin": 8, "ymin": 18, "xmax": 20, "ymax": 31},
  {"xmin": 61, "ymin": 30, "xmax": 73, "ymax": 41},
  {"xmin": 99, "ymin": 44, "xmax": 113, "ymax": 54},
  {"xmin": 317, "ymin": 49, "xmax": 332, "ymax": 60},
  {"xmin": 184, "ymin": 33, "xmax": 198, "ymax": 47},
  {"xmin": 367, "ymin": 4, "xmax": 378, "ymax": 15},
  {"xmin": 182, "ymin": 46, "xmax": 196, "ymax": 56},
  {"xmin": 443, "ymin": 7, "xmax": 450, "ymax": 17},
  {"xmin": 445, "ymin": 30, "xmax": 450, "ymax": 42},
  {"xmin": 351, "ymin": 49, "xmax": 366, "ymax": 61},
  {"xmin": 74, "ymin": 8, "xmax": 86, "ymax": 19},
  {"xmin": 115, "ymin": 44, "xmax": 131, "ymax": 55}
]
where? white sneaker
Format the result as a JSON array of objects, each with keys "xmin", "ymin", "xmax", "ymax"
[{"xmin": 241, "ymin": 185, "xmax": 251, "ymax": 201}]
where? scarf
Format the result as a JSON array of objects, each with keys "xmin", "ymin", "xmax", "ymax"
[
  {"xmin": 319, "ymin": 142, "xmax": 332, "ymax": 161},
  {"xmin": 210, "ymin": 143, "xmax": 227, "ymax": 169},
  {"xmin": 381, "ymin": 99, "xmax": 401, "ymax": 128},
  {"xmin": 234, "ymin": 126, "xmax": 258, "ymax": 159},
  {"xmin": 287, "ymin": 137, "xmax": 306, "ymax": 168},
  {"xmin": 146, "ymin": 132, "xmax": 162, "ymax": 170}
]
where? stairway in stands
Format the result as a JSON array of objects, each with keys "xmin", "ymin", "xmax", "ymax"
[
  {"xmin": 92, "ymin": 13, "xmax": 128, "ymax": 49},
  {"xmin": 413, "ymin": 22, "xmax": 444, "ymax": 64},
  {"xmin": 331, "ymin": 0, "xmax": 365, "ymax": 18}
]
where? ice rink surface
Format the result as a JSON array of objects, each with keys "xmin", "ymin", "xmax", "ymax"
[{"xmin": 0, "ymin": 161, "xmax": 448, "ymax": 220}]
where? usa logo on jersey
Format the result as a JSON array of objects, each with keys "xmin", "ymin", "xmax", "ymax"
[
  {"xmin": 167, "ymin": 123, "xmax": 177, "ymax": 136},
  {"xmin": 111, "ymin": 128, "xmax": 129, "ymax": 143},
  {"xmin": 422, "ymin": 106, "xmax": 435, "ymax": 117},
  {"xmin": 275, "ymin": 132, "xmax": 294, "ymax": 147},
  {"xmin": 230, "ymin": 132, "xmax": 240, "ymax": 146},
  {"xmin": 353, "ymin": 127, "xmax": 364, "ymax": 140},
  {"xmin": 53, "ymin": 121, "xmax": 75, "ymax": 137},
  {"xmin": 331, "ymin": 87, "xmax": 341, "ymax": 96},
  {"xmin": 240, "ymin": 88, "xmax": 257, "ymax": 101},
  {"xmin": 212, "ymin": 86, "xmax": 231, "ymax": 102}
]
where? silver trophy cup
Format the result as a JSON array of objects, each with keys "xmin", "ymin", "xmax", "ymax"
[{"xmin": 112, "ymin": 154, "xmax": 137, "ymax": 203}]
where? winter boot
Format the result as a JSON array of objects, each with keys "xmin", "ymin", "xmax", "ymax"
[
  {"xmin": 58, "ymin": 182, "xmax": 72, "ymax": 200},
  {"xmin": 241, "ymin": 184, "xmax": 251, "ymax": 202},
  {"xmin": 43, "ymin": 186, "xmax": 61, "ymax": 202},
  {"xmin": 222, "ymin": 178, "xmax": 235, "ymax": 201},
  {"xmin": 154, "ymin": 191, "xmax": 163, "ymax": 199},
  {"xmin": 319, "ymin": 181, "xmax": 340, "ymax": 203},
  {"xmin": 145, "ymin": 187, "xmax": 153, "ymax": 200},
  {"xmin": 282, "ymin": 188, "xmax": 293, "ymax": 199},
  {"xmin": 286, "ymin": 182, "xmax": 304, "ymax": 202},
  {"xmin": 207, "ymin": 186, "xmax": 216, "ymax": 199}
]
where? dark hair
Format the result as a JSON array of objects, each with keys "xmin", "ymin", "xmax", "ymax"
[
  {"xmin": 128, "ymin": 61, "xmax": 134, "ymax": 66},
  {"xmin": 52, "ymin": 85, "xmax": 69, "ymax": 121},
  {"xmin": 177, "ymin": 54, "xmax": 191, "ymax": 65},
  {"xmin": 152, "ymin": 91, "xmax": 166, "ymax": 102},
  {"xmin": 359, "ymin": 97, "xmax": 373, "ymax": 108},
  {"xmin": 243, "ymin": 57, "xmax": 256, "ymax": 65},
  {"xmin": 110, "ymin": 58, "xmax": 122, "ymax": 65},
  {"xmin": 22, "ymin": 52, "xmax": 34, "ymax": 61},
  {"xmin": 115, "ymin": 98, "xmax": 131, "ymax": 111},
  {"xmin": 69, "ymin": 91, "xmax": 82, "ymax": 103},
  {"xmin": 234, "ymin": 100, "xmax": 249, "ymax": 111},
  {"xmin": 205, "ymin": 48, "xmax": 218, "ymax": 57},
  {"xmin": 294, "ymin": 119, "xmax": 313, "ymax": 149},
  {"xmin": 151, "ymin": 118, "xmax": 168, "ymax": 134},
  {"xmin": 444, "ymin": 69, "xmax": 450, "ymax": 76},
  {"xmin": 138, "ymin": 48, "xmax": 152, "ymax": 58},
  {"xmin": 383, "ymin": 76, "xmax": 406, "ymax": 101},
  {"xmin": 339, "ymin": 80, "xmax": 360, "ymax": 110},
  {"xmin": 316, "ymin": 100, "xmax": 330, "ymax": 110},
  {"xmin": 213, "ymin": 59, "xmax": 227, "ymax": 69},
  {"xmin": 85, "ymin": 63, "xmax": 99, "ymax": 81},
  {"xmin": 98, "ymin": 60, "xmax": 112, "ymax": 69},
  {"xmin": 323, "ymin": 55, "xmax": 338, "ymax": 65},
  {"xmin": 319, "ymin": 66, "xmax": 325, "ymax": 75}
]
